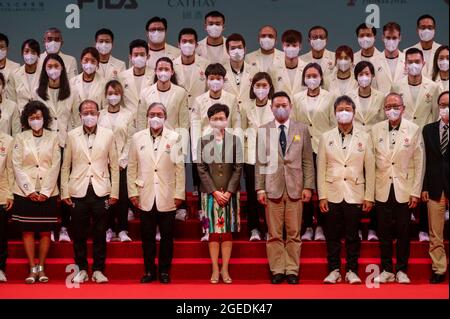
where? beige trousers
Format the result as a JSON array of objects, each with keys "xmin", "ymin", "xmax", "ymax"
[{"xmin": 427, "ymin": 192, "xmax": 448, "ymax": 275}]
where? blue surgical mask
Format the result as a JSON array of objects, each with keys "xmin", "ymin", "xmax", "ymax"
[{"xmin": 273, "ymin": 107, "xmax": 290, "ymax": 121}]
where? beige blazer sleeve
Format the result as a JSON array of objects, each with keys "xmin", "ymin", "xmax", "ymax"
[
  {"xmin": 60, "ymin": 133, "xmax": 72, "ymax": 200},
  {"xmin": 12, "ymin": 134, "xmax": 35, "ymax": 196},
  {"xmin": 39, "ymin": 136, "xmax": 61, "ymax": 198},
  {"xmin": 109, "ymin": 135, "xmax": 120, "ymax": 199},
  {"xmin": 363, "ymin": 134, "xmax": 376, "ymax": 202},
  {"xmin": 126, "ymin": 135, "xmax": 139, "ymax": 199}
]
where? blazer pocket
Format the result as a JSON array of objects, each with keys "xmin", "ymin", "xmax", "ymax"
[
  {"xmin": 355, "ymin": 178, "xmax": 365, "ymax": 185},
  {"xmin": 135, "ymin": 179, "xmax": 145, "ymax": 188},
  {"xmin": 325, "ymin": 176, "xmax": 336, "ymax": 183}
]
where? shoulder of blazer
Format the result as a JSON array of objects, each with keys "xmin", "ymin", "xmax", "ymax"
[
  {"xmin": 109, "ymin": 56, "xmax": 126, "ymax": 67},
  {"xmin": 132, "ymin": 128, "xmax": 150, "ymax": 142},
  {"xmin": 118, "ymin": 68, "xmax": 133, "ymax": 81},
  {"xmin": 372, "ymin": 120, "xmax": 389, "ymax": 134},
  {"xmin": 172, "ymin": 83, "xmax": 188, "ymax": 95},
  {"xmin": 222, "ymin": 90, "xmax": 237, "ymax": 103},
  {"xmin": 97, "ymin": 125, "xmax": 114, "ymax": 138}
]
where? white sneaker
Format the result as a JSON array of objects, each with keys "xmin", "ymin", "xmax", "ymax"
[
  {"xmin": 396, "ymin": 271, "xmax": 411, "ymax": 284},
  {"xmin": 127, "ymin": 209, "xmax": 135, "ymax": 221},
  {"xmin": 410, "ymin": 213, "xmax": 416, "ymax": 222},
  {"xmin": 155, "ymin": 230, "xmax": 161, "ymax": 242},
  {"xmin": 323, "ymin": 269, "xmax": 342, "ymax": 284},
  {"xmin": 445, "ymin": 210, "xmax": 449, "ymax": 222},
  {"xmin": 92, "ymin": 271, "xmax": 109, "ymax": 284},
  {"xmin": 374, "ymin": 270, "xmax": 395, "ymax": 284},
  {"xmin": 175, "ymin": 209, "xmax": 187, "ymax": 221},
  {"xmin": 200, "ymin": 232, "xmax": 209, "ymax": 242},
  {"xmin": 59, "ymin": 227, "xmax": 71, "ymax": 242},
  {"xmin": 249, "ymin": 229, "xmax": 261, "ymax": 242},
  {"xmin": 106, "ymin": 229, "xmax": 115, "ymax": 243},
  {"xmin": 368, "ymin": 230, "xmax": 379, "ymax": 241},
  {"xmin": 314, "ymin": 226, "xmax": 326, "ymax": 241},
  {"xmin": 419, "ymin": 231, "xmax": 430, "ymax": 242},
  {"xmin": 73, "ymin": 270, "xmax": 89, "ymax": 284},
  {"xmin": 50, "ymin": 231, "xmax": 55, "ymax": 242},
  {"xmin": 0, "ymin": 270, "xmax": 7, "ymax": 282},
  {"xmin": 358, "ymin": 230, "xmax": 363, "ymax": 241},
  {"xmin": 118, "ymin": 231, "xmax": 132, "ymax": 242},
  {"xmin": 301, "ymin": 227, "xmax": 314, "ymax": 241},
  {"xmin": 345, "ymin": 270, "xmax": 362, "ymax": 284}
]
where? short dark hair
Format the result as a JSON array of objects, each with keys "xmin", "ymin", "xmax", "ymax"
[
  {"xmin": 207, "ymin": 103, "xmax": 229, "ymax": 119},
  {"xmin": 356, "ymin": 23, "xmax": 377, "ymax": 37},
  {"xmin": 271, "ymin": 91, "xmax": 291, "ymax": 104},
  {"xmin": 80, "ymin": 47, "xmax": 100, "ymax": 63},
  {"xmin": 129, "ymin": 39, "xmax": 149, "ymax": 55},
  {"xmin": 205, "ymin": 63, "xmax": 226, "ymax": 78},
  {"xmin": 302, "ymin": 63, "xmax": 324, "ymax": 87},
  {"xmin": 250, "ymin": 72, "xmax": 275, "ymax": 100},
  {"xmin": 226, "ymin": 33, "xmax": 246, "ymax": 50},
  {"xmin": 308, "ymin": 26, "xmax": 328, "ymax": 38},
  {"xmin": 154, "ymin": 57, "xmax": 178, "ymax": 85},
  {"xmin": 21, "ymin": 39, "xmax": 41, "ymax": 56},
  {"xmin": 405, "ymin": 47, "xmax": 424, "ymax": 60},
  {"xmin": 417, "ymin": 14, "xmax": 436, "ymax": 27},
  {"xmin": 79, "ymin": 99, "xmax": 100, "ymax": 113},
  {"xmin": 146, "ymin": 17, "xmax": 168, "ymax": 31},
  {"xmin": 383, "ymin": 22, "xmax": 402, "ymax": 34},
  {"xmin": 0, "ymin": 73, "xmax": 5, "ymax": 87},
  {"xmin": 21, "ymin": 101, "xmax": 52, "ymax": 130},
  {"xmin": 432, "ymin": 45, "xmax": 449, "ymax": 81},
  {"xmin": 178, "ymin": 28, "xmax": 198, "ymax": 43},
  {"xmin": 205, "ymin": 11, "xmax": 225, "ymax": 23},
  {"xmin": 95, "ymin": 28, "xmax": 114, "ymax": 42},
  {"xmin": 354, "ymin": 61, "xmax": 375, "ymax": 79},
  {"xmin": 438, "ymin": 91, "xmax": 449, "ymax": 105},
  {"xmin": 335, "ymin": 45, "xmax": 354, "ymax": 62},
  {"xmin": 281, "ymin": 30, "xmax": 302, "ymax": 44},
  {"xmin": 0, "ymin": 33, "xmax": 9, "ymax": 47},
  {"xmin": 334, "ymin": 95, "xmax": 356, "ymax": 112}
]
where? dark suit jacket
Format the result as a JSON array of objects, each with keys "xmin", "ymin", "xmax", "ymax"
[
  {"xmin": 422, "ymin": 121, "xmax": 449, "ymax": 200},
  {"xmin": 197, "ymin": 132, "xmax": 243, "ymax": 194}
]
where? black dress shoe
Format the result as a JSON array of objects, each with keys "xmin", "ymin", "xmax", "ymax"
[
  {"xmin": 140, "ymin": 273, "xmax": 156, "ymax": 284},
  {"xmin": 430, "ymin": 273, "xmax": 446, "ymax": 284},
  {"xmin": 159, "ymin": 273, "xmax": 171, "ymax": 284},
  {"xmin": 271, "ymin": 274, "xmax": 285, "ymax": 284},
  {"xmin": 287, "ymin": 275, "xmax": 299, "ymax": 285}
]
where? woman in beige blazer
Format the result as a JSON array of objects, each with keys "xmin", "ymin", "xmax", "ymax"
[
  {"xmin": 11, "ymin": 101, "xmax": 61, "ymax": 284},
  {"xmin": 98, "ymin": 80, "xmax": 134, "ymax": 242},
  {"xmin": 325, "ymin": 46, "xmax": 358, "ymax": 96},
  {"xmin": 431, "ymin": 45, "xmax": 449, "ymax": 93},
  {"xmin": 0, "ymin": 73, "xmax": 21, "ymax": 137}
]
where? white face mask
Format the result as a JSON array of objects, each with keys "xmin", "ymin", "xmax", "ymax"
[
  {"xmin": 208, "ymin": 79, "xmax": 224, "ymax": 92},
  {"xmin": 253, "ymin": 87, "xmax": 270, "ymax": 101},
  {"xmin": 180, "ymin": 43, "xmax": 196, "ymax": 56},
  {"xmin": 0, "ymin": 49, "xmax": 7, "ymax": 60},
  {"xmin": 206, "ymin": 25, "xmax": 223, "ymax": 38},
  {"xmin": 210, "ymin": 119, "xmax": 228, "ymax": 130},
  {"xmin": 96, "ymin": 42, "xmax": 112, "ymax": 55},
  {"xmin": 385, "ymin": 109, "xmax": 402, "ymax": 121},
  {"xmin": 439, "ymin": 107, "xmax": 449, "ymax": 121},
  {"xmin": 132, "ymin": 56, "xmax": 147, "ymax": 69},
  {"xmin": 28, "ymin": 119, "xmax": 44, "ymax": 131},
  {"xmin": 229, "ymin": 48, "xmax": 245, "ymax": 62},
  {"xmin": 336, "ymin": 111, "xmax": 354, "ymax": 124},
  {"xmin": 384, "ymin": 39, "xmax": 400, "ymax": 52},
  {"xmin": 284, "ymin": 46, "xmax": 300, "ymax": 59},
  {"xmin": 260, "ymin": 37, "xmax": 276, "ymax": 51},
  {"xmin": 337, "ymin": 59, "xmax": 351, "ymax": 72},
  {"xmin": 156, "ymin": 71, "xmax": 172, "ymax": 83},
  {"xmin": 419, "ymin": 29, "xmax": 435, "ymax": 42},
  {"xmin": 407, "ymin": 63, "xmax": 423, "ymax": 76},
  {"xmin": 310, "ymin": 39, "xmax": 327, "ymax": 51},
  {"xmin": 107, "ymin": 94, "xmax": 121, "ymax": 106},
  {"xmin": 45, "ymin": 41, "xmax": 61, "ymax": 54},
  {"xmin": 305, "ymin": 78, "xmax": 321, "ymax": 90},
  {"xmin": 81, "ymin": 115, "xmax": 98, "ymax": 128},
  {"xmin": 358, "ymin": 36, "xmax": 375, "ymax": 50},
  {"xmin": 82, "ymin": 62, "xmax": 97, "ymax": 75},
  {"xmin": 148, "ymin": 31, "xmax": 166, "ymax": 44},
  {"xmin": 46, "ymin": 68, "xmax": 62, "ymax": 81},
  {"xmin": 438, "ymin": 59, "xmax": 450, "ymax": 72},
  {"xmin": 358, "ymin": 75, "xmax": 372, "ymax": 88},
  {"xmin": 148, "ymin": 117, "xmax": 165, "ymax": 130},
  {"xmin": 23, "ymin": 53, "xmax": 38, "ymax": 65}
]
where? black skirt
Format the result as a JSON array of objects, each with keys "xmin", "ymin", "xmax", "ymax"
[{"xmin": 11, "ymin": 195, "xmax": 58, "ymax": 232}]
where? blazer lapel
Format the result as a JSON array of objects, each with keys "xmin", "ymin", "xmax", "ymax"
[
  {"xmin": 77, "ymin": 128, "xmax": 92, "ymax": 161},
  {"xmin": 24, "ymin": 131, "xmax": 40, "ymax": 163},
  {"xmin": 332, "ymin": 128, "xmax": 346, "ymax": 163},
  {"xmin": 392, "ymin": 121, "xmax": 407, "ymax": 159},
  {"xmin": 285, "ymin": 122, "xmax": 296, "ymax": 154},
  {"xmin": 154, "ymin": 128, "xmax": 169, "ymax": 165}
]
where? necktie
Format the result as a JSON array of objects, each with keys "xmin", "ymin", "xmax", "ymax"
[
  {"xmin": 279, "ymin": 124, "xmax": 287, "ymax": 157},
  {"xmin": 441, "ymin": 125, "xmax": 448, "ymax": 155}
]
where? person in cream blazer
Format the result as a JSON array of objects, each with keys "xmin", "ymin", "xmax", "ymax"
[
  {"xmin": 223, "ymin": 62, "xmax": 258, "ymax": 106},
  {"xmin": 348, "ymin": 88, "xmax": 386, "ymax": 133},
  {"xmin": 301, "ymin": 49, "xmax": 336, "ymax": 79},
  {"xmin": 10, "ymin": 65, "xmax": 41, "ymax": 112},
  {"xmin": 246, "ymin": 48, "xmax": 285, "ymax": 73},
  {"xmin": 98, "ymin": 55, "xmax": 126, "ymax": 82},
  {"xmin": 196, "ymin": 37, "xmax": 229, "ymax": 66},
  {"xmin": 0, "ymin": 94, "xmax": 21, "ymax": 137},
  {"xmin": 269, "ymin": 55, "xmax": 307, "ymax": 98},
  {"xmin": 39, "ymin": 51, "xmax": 78, "ymax": 80},
  {"xmin": 372, "ymin": 51, "xmax": 407, "ymax": 94},
  {"xmin": 117, "ymin": 67, "xmax": 155, "ymax": 114}
]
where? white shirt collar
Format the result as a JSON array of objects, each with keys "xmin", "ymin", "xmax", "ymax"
[{"xmin": 275, "ymin": 119, "xmax": 290, "ymax": 131}]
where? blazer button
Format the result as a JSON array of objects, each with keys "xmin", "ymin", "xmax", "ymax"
[
  {"xmin": 310, "ymin": 124, "xmax": 313, "ymax": 127},
  {"xmin": 36, "ymin": 165, "xmax": 39, "ymax": 168},
  {"xmin": 392, "ymin": 163, "xmax": 395, "ymax": 165},
  {"xmin": 389, "ymin": 177, "xmax": 392, "ymax": 179},
  {"xmin": 89, "ymin": 162, "xmax": 92, "ymax": 165},
  {"xmin": 344, "ymin": 165, "xmax": 347, "ymax": 168},
  {"xmin": 414, "ymin": 117, "xmax": 417, "ymax": 120},
  {"xmin": 344, "ymin": 178, "xmax": 347, "ymax": 181},
  {"xmin": 155, "ymin": 169, "xmax": 158, "ymax": 172},
  {"xmin": 363, "ymin": 123, "xmax": 366, "ymax": 126}
]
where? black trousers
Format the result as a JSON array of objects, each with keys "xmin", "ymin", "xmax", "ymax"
[
  {"xmin": 0, "ymin": 206, "xmax": 8, "ymax": 271},
  {"xmin": 376, "ymin": 185, "xmax": 411, "ymax": 273},
  {"xmin": 71, "ymin": 185, "xmax": 109, "ymax": 272},
  {"xmin": 303, "ymin": 153, "xmax": 324, "ymax": 228},
  {"xmin": 108, "ymin": 169, "xmax": 129, "ymax": 233},
  {"xmin": 140, "ymin": 205, "xmax": 175, "ymax": 275},
  {"xmin": 244, "ymin": 164, "xmax": 266, "ymax": 234},
  {"xmin": 418, "ymin": 202, "xmax": 429, "ymax": 233},
  {"xmin": 324, "ymin": 201, "xmax": 362, "ymax": 272}
]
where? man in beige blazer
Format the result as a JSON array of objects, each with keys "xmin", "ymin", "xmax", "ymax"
[
  {"xmin": 95, "ymin": 29, "xmax": 126, "ymax": 82},
  {"xmin": 372, "ymin": 93, "xmax": 425, "ymax": 284},
  {"xmin": 196, "ymin": 11, "xmax": 229, "ymax": 65},
  {"xmin": 60, "ymin": 100, "xmax": 119, "ymax": 284},
  {"xmin": 128, "ymin": 103, "xmax": 185, "ymax": 284},
  {"xmin": 0, "ymin": 33, "xmax": 20, "ymax": 102},
  {"xmin": 301, "ymin": 26, "xmax": 335, "ymax": 80},
  {"xmin": 317, "ymin": 95, "xmax": 375, "ymax": 285},
  {"xmin": 255, "ymin": 91, "xmax": 315, "ymax": 285}
]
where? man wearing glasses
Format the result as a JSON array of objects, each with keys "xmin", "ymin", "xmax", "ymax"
[{"xmin": 371, "ymin": 93, "xmax": 425, "ymax": 284}]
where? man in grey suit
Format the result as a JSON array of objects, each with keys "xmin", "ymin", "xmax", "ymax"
[{"xmin": 255, "ymin": 91, "xmax": 315, "ymax": 284}]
